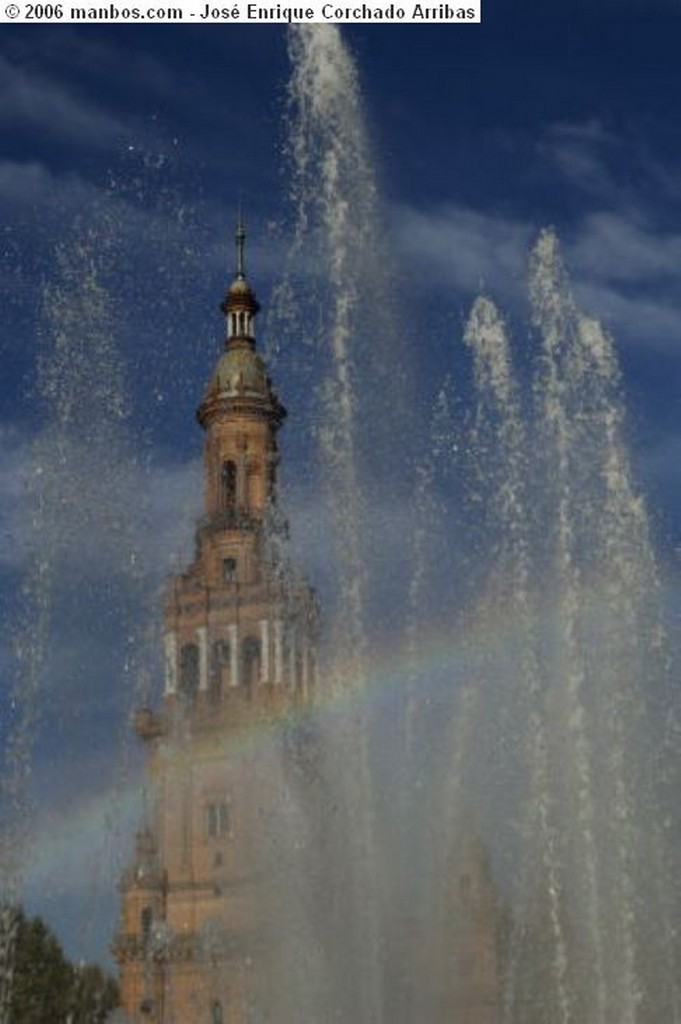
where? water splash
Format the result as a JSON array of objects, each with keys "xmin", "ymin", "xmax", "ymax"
[
  {"xmin": 0, "ymin": 221, "xmax": 155, "ymax": 1017},
  {"xmin": 264, "ymin": 28, "xmax": 678, "ymax": 1024},
  {"xmin": 284, "ymin": 24, "xmax": 381, "ymax": 672},
  {"xmin": 276, "ymin": 25, "xmax": 394, "ymax": 1022}
]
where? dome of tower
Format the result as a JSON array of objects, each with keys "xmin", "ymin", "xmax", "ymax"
[
  {"xmin": 228, "ymin": 274, "xmax": 253, "ymax": 297},
  {"xmin": 209, "ymin": 343, "xmax": 270, "ymax": 398},
  {"xmin": 220, "ymin": 273, "xmax": 260, "ymax": 318},
  {"xmin": 198, "ymin": 219, "xmax": 286, "ymax": 429}
]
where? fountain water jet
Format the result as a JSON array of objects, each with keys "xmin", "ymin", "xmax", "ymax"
[
  {"xmin": 271, "ymin": 25, "xmax": 405, "ymax": 1022},
  {"xmin": 266, "ymin": 28, "xmax": 678, "ymax": 1022}
]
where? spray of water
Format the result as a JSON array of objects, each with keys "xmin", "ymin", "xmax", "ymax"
[
  {"xmin": 270, "ymin": 25, "xmax": 395, "ymax": 1021},
  {"xmin": 0, "ymin": 221, "xmax": 156, "ymax": 1019},
  {"xmin": 284, "ymin": 24, "xmax": 385, "ymax": 673},
  {"xmin": 460, "ymin": 295, "xmax": 571, "ymax": 1024},
  {"xmin": 5, "ymin": 27, "xmax": 676, "ymax": 1024},
  {"xmin": 263, "ymin": 27, "xmax": 678, "ymax": 1024}
]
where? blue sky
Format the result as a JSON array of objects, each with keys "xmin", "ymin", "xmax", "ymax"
[{"xmin": 1, "ymin": 9, "xmax": 680, "ymax": 968}]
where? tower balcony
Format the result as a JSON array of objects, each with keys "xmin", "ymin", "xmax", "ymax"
[{"xmin": 198, "ymin": 507, "xmax": 259, "ymax": 536}]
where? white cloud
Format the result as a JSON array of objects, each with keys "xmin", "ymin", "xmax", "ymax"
[
  {"xmin": 0, "ymin": 54, "xmax": 129, "ymax": 150},
  {"xmin": 390, "ymin": 201, "xmax": 533, "ymax": 299},
  {"xmin": 569, "ymin": 211, "xmax": 681, "ymax": 284},
  {"xmin": 535, "ymin": 119, "xmax": 621, "ymax": 200},
  {"xmin": 0, "ymin": 158, "xmax": 95, "ymax": 214},
  {"xmin": 0, "ymin": 423, "xmax": 201, "ymax": 579},
  {"xmin": 21, "ymin": 29, "xmax": 175, "ymax": 98},
  {"xmin": 536, "ymin": 115, "xmax": 681, "ymax": 210},
  {"xmin": 390, "ymin": 201, "xmax": 681, "ymax": 354},
  {"xmin": 573, "ymin": 279, "xmax": 681, "ymax": 353}
]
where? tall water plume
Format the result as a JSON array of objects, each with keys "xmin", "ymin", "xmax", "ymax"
[
  {"xmin": 283, "ymin": 24, "xmax": 393, "ymax": 671},
  {"xmin": 265, "ymin": 25, "xmax": 679, "ymax": 1024},
  {"xmin": 481, "ymin": 229, "xmax": 678, "ymax": 1023},
  {"xmin": 265, "ymin": 25, "xmax": 402, "ymax": 1022},
  {"xmin": 460, "ymin": 292, "xmax": 577, "ymax": 1024}
]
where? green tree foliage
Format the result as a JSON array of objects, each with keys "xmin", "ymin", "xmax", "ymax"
[
  {"xmin": 7, "ymin": 910, "xmax": 72, "ymax": 1024},
  {"xmin": 4, "ymin": 908, "xmax": 118, "ymax": 1024}
]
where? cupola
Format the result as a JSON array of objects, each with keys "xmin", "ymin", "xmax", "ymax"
[
  {"xmin": 219, "ymin": 216, "xmax": 260, "ymax": 344},
  {"xmin": 197, "ymin": 218, "xmax": 286, "ymax": 431}
]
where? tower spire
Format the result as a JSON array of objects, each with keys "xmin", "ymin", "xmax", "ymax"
[
  {"xmin": 235, "ymin": 207, "xmax": 246, "ymax": 279},
  {"xmin": 220, "ymin": 212, "xmax": 260, "ymax": 344}
]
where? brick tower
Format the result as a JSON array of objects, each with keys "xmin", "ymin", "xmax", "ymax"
[{"xmin": 114, "ymin": 222, "xmax": 318, "ymax": 1024}]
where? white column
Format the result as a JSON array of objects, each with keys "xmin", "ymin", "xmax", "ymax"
[
  {"xmin": 259, "ymin": 619, "xmax": 270, "ymax": 684},
  {"xmin": 273, "ymin": 619, "xmax": 283, "ymax": 686},
  {"xmin": 197, "ymin": 626, "xmax": 208, "ymax": 693},
  {"xmin": 229, "ymin": 623, "xmax": 239, "ymax": 687},
  {"xmin": 164, "ymin": 632, "xmax": 177, "ymax": 696}
]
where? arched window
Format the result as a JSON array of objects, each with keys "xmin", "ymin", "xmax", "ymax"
[
  {"xmin": 230, "ymin": 313, "xmax": 237, "ymax": 337},
  {"xmin": 238, "ymin": 311, "xmax": 246, "ymax": 335},
  {"xmin": 242, "ymin": 637, "xmax": 261, "ymax": 693},
  {"xmin": 211, "ymin": 1001, "xmax": 223, "ymax": 1024},
  {"xmin": 179, "ymin": 643, "xmax": 199, "ymax": 701},
  {"xmin": 210, "ymin": 640, "xmax": 230, "ymax": 702},
  {"xmin": 141, "ymin": 906, "xmax": 152, "ymax": 941},
  {"xmin": 221, "ymin": 461, "xmax": 237, "ymax": 509}
]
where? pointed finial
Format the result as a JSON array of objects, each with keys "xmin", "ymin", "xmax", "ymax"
[{"xmin": 236, "ymin": 205, "xmax": 246, "ymax": 279}]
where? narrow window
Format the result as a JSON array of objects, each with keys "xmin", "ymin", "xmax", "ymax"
[
  {"xmin": 230, "ymin": 313, "xmax": 237, "ymax": 337},
  {"xmin": 242, "ymin": 637, "xmax": 261, "ymax": 693},
  {"xmin": 221, "ymin": 461, "xmax": 237, "ymax": 508},
  {"xmin": 212, "ymin": 1002, "xmax": 223, "ymax": 1024},
  {"xmin": 179, "ymin": 644, "xmax": 199, "ymax": 701},
  {"xmin": 210, "ymin": 640, "xmax": 230, "ymax": 702},
  {"xmin": 223, "ymin": 557, "xmax": 237, "ymax": 583},
  {"xmin": 206, "ymin": 801, "xmax": 230, "ymax": 839},
  {"xmin": 141, "ymin": 906, "xmax": 152, "ymax": 941}
]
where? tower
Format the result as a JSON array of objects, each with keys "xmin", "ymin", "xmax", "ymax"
[{"xmin": 114, "ymin": 223, "xmax": 318, "ymax": 1023}]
